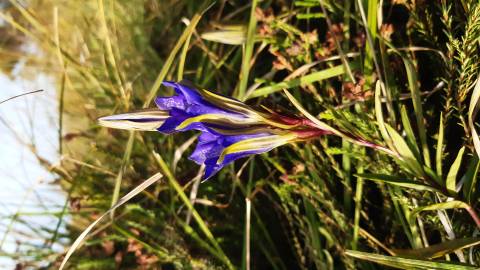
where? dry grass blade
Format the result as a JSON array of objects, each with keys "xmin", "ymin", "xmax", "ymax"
[
  {"xmin": 173, "ymin": 135, "xmax": 198, "ymax": 172},
  {"xmin": 59, "ymin": 173, "xmax": 163, "ymax": 270},
  {"xmin": 245, "ymin": 198, "xmax": 252, "ymax": 270},
  {"xmin": 0, "ymin": 89, "xmax": 43, "ymax": 105},
  {"xmin": 153, "ymin": 152, "xmax": 234, "ymax": 269}
]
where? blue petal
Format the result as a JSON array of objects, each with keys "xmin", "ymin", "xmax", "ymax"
[
  {"xmin": 157, "ymin": 109, "xmax": 189, "ymax": 134},
  {"xmin": 162, "ymin": 81, "xmax": 203, "ymax": 104},
  {"xmin": 155, "ymin": 95, "xmax": 185, "ymax": 110},
  {"xmin": 189, "ymin": 132, "xmax": 220, "ymax": 164},
  {"xmin": 203, "ymin": 149, "xmax": 269, "ymax": 180},
  {"xmin": 162, "ymin": 81, "xmax": 244, "ymax": 117},
  {"xmin": 188, "ymin": 128, "xmax": 274, "ymax": 179}
]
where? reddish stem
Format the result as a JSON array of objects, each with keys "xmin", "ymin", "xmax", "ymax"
[{"xmin": 466, "ymin": 206, "xmax": 480, "ymax": 230}]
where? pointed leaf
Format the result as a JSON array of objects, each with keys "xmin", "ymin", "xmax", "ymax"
[
  {"xmin": 359, "ymin": 173, "xmax": 440, "ymax": 192},
  {"xmin": 468, "ymin": 75, "xmax": 480, "ymax": 158},
  {"xmin": 400, "ymin": 105, "xmax": 421, "ymax": 162},
  {"xmin": 346, "ymin": 250, "xmax": 478, "ymax": 270},
  {"xmin": 393, "ymin": 237, "xmax": 480, "ymax": 259},
  {"xmin": 402, "ymin": 57, "xmax": 430, "ymax": 167},
  {"xmin": 446, "ymin": 146, "xmax": 465, "ymax": 194},
  {"xmin": 248, "ymin": 65, "xmax": 345, "ymax": 99},
  {"xmin": 409, "ymin": 201, "xmax": 470, "ymax": 229},
  {"xmin": 462, "ymin": 155, "xmax": 480, "ymax": 203},
  {"xmin": 385, "ymin": 124, "xmax": 424, "ymax": 176},
  {"xmin": 436, "ymin": 113, "xmax": 445, "ymax": 178},
  {"xmin": 375, "ymin": 81, "xmax": 393, "ymax": 149}
]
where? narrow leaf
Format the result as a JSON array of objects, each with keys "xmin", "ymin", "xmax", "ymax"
[
  {"xmin": 446, "ymin": 146, "xmax": 465, "ymax": 194},
  {"xmin": 385, "ymin": 124, "xmax": 424, "ymax": 176},
  {"xmin": 436, "ymin": 112, "xmax": 445, "ymax": 177},
  {"xmin": 400, "ymin": 105, "xmax": 421, "ymax": 161},
  {"xmin": 462, "ymin": 155, "xmax": 480, "ymax": 203},
  {"xmin": 375, "ymin": 81, "xmax": 393, "ymax": 149},
  {"xmin": 346, "ymin": 250, "xmax": 478, "ymax": 270},
  {"xmin": 153, "ymin": 152, "xmax": 234, "ymax": 270},
  {"xmin": 59, "ymin": 173, "xmax": 163, "ymax": 270},
  {"xmin": 468, "ymin": 75, "xmax": 480, "ymax": 158},
  {"xmin": 402, "ymin": 57, "xmax": 430, "ymax": 167},
  {"xmin": 237, "ymin": 0, "xmax": 258, "ymax": 99},
  {"xmin": 247, "ymin": 65, "xmax": 345, "ymax": 99},
  {"xmin": 359, "ymin": 173, "xmax": 440, "ymax": 192},
  {"xmin": 393, "ymin": 237, "xmax": 480, "ymax": 259}
]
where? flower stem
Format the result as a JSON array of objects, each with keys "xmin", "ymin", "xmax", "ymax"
[{"xmin": 466, "ymin": 205, "xmax": 480, "ymax": 230}]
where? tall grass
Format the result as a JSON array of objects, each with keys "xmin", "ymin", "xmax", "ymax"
[{"xmin": 1, "ymin": 0, "xmax": 480, "ymax": 269}]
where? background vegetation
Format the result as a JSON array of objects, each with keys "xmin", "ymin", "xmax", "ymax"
[{"xmin": 2, "ymin": 0, "xmax": 480, "ymax": 269}]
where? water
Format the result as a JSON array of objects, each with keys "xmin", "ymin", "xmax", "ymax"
[{"xmin": 0, "ymin": 69, "xmax": 66, "ymax": 268}]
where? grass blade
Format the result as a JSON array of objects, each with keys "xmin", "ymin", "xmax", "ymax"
[
  {"xmin": 462, "ymin": 155, "xmax": 480, "ymax": 203},
  {"xmin": 359, "ymin": 173, "xmax": 440, "ymax": 192},
  {"xmin": 468, "ymin": 75, "xmax": 480, "ymax": 158},
  {"xmin": 400, "ymin": 105, "xmax": 421, "ymax": 161},
  {"xmin": 346, "ymin": 250, "xmax": 478, "ymax": 269},
  {"xmin": 436, "ymin": 112, "xmax": 445, "ymax": 177},
  {"xmin": 402, "ymin": 57, "xmax": 431, "ymax": 167},
  {"xmin": 153, "ymin": 152, "xmax": 234, "ymax": 270},
  {"xmin": 237, "ymin": 0, "xmax": 258, "ymax": 99},
  {"xmin": 59, "ymin": 173, "xmax": 163, "ymax": 270},
  {"xmin": 374, "ymin": 81, "xmax": 393, "ymax": 149},
  {"xmin": 393, "ymin": 237, "xmax": 480, "ymax": 259},
  {"xmin": 143, "ymin": 13, "xmax": 202, "ymax": 108},
  {"xmin": 446, "ymin": 146, "xmax": 465, "ymax": 194},
  {"xmin": 385, "ymin": 124, "xmax": 424, "ymax": 176},
  {"xmin": 0, "ymin": 89, "xmax": 43, "ymax": 105},
  {"xmin": 247, "ymin": 64, "xmax": 345, "ymax": 99}
]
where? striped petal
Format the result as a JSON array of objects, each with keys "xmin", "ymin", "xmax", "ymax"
[{"xmin": 98, "ymin": 109, "xmax": 169, "ymax": 131}]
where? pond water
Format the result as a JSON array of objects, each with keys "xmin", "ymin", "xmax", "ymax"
[{"xmin": 0, "ymin": 68, "xmax": 66, "ymax": 268}]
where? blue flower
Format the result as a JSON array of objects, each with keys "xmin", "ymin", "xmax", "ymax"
[
  {"xmin": 99, "ymin": 81, "xmax": 330, "ymax": 179},
  {"xmin": 154, "ymin": 81, "xmax": 303, "ymax": 134},
  {"xmin": 189, "ymin": 127, "xmax": 296, "ymax": 179}
]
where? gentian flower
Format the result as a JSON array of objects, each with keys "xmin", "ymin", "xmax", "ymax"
[{"xmin": 99, "ymin": 81, "xmax": 331, "ymax": 179}]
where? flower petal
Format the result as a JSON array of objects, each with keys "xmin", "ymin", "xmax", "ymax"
[
  {"xmin": 203, "ymin": 149, "xmax": 268, "ymax": 180},
  {"xmin": 155, "ymin": 95, "xmax": 185, "ymax": 110},
  {"xmin": 98, "ymin": 109, "xmax": 169, "ymax": 131}
]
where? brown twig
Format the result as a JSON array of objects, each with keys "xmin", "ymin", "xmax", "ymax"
[{"xmin": 0, "ymin": 89, "xmax": 43, "ymax": 105}]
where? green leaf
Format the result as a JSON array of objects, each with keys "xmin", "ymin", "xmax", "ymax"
[
  {"xmin": 153, "ymin": 152, "xmax": 234, "ymax": 270},
  {"xmin": 402, "ymin": 57, "xmax": 430, "ymax": 167},
  {"xmin": 375, "ymin": 81, "xmax": 393, "ymax": 149},
  {"xmin": 400, "ymin": 105, "xmax": 421, "ymax": 162},
  {"xmin": 393, "ymin": 237, "xmax": 480, "ymax": 259},
  {"xmin": 143, "ymin": 13, "xmax": 202, "ymax": 107},
  {"xmin": 446, "ymin": 146, "xmax": 465, "ymax": 194},
  {"xmin": 409, "ymin": 201, "xmax": 470, "ymax": 229},
  {"xmin": 247, "ymin": 64, "xmax": 345, "ymax": 99},
  {"xmin": 346, "ymin": 250, "xmax": 478, "ymax": 270},
  {"xmin": 385, "ymin": 124, "xmax": 424, "ymax": 176},
  {"xmin": 468, "ymin": 75, "xmax": 480, "ymax": 158},
  {"xmin": 237, "ymin": 0, "xmax": 258, "ymax": 99},
  {"xmin": 363, "ymin": 0, "xmax": 377, "ymax": 72},
  {"xmin": 359, "ymin": 173, "xmax": 440, "ymax": 192},
  {"xmin": 436, "ymin": 112, "xmax": 445, "ymax": 178},
  {"xmin": 462, "ymin": 155, "xmax": 480, "ymax": 203}
]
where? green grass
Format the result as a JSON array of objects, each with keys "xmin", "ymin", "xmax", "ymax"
[{"xmin": 2, "ymin": 0, "xmax": 480, "ymax": 269}]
